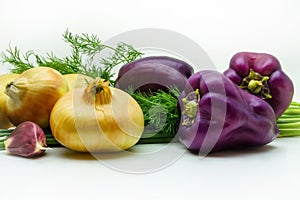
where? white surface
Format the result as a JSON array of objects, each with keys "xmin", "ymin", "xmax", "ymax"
[
  {"xmin": 1, "ymin": 138, "xmax": 300, "ymax": 200},
  {"xmin": 1, "ymin": 0, "xmax": 300, "ymax": 200}
]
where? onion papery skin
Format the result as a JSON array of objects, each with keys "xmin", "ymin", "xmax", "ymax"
[
  {"xmin": 0, "ymin": 73, "xmax": 20, "ymax": 129},
  {"xmin": 50, "ymin": 79, "xmax": 144, "ymax": 152},
  {"xmin": 63, "ymin": 74, "xmax": 93, "ymax": 89},
  {"xmin": 0, "ymin": 73, "xmax": 20, "ymax": 89},
  {"xmin": 5, "ymin": 67, "xmax": 69, "ymax": 128},
  {"xmin": 0, "ymin": 91, "xmax": 13, "ymax": 129}
]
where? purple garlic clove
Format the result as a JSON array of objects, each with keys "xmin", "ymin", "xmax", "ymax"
[{"xmin": 4, "ymin": 121, "xmax": 47, "ymax": 157}]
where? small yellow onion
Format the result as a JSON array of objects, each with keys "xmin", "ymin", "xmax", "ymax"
[
  {"xmin": 0, "ymin": 73, "xmax": 20, "ymax": 129},
  {"xmin": 50, "ymin": 78, "xmax": 144, "ymax": 152},
  {"xmin": 63, "ymin": 74, "xmax": 94, "ymax": 89},
  {"xmin": 5, "ymin": 67, "xmax": 69, "ymax": 128}
]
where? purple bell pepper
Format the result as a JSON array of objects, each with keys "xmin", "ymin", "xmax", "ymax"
[
  {"xmin": 178, "ymin": 70, "xmax": 279, "ymax": 154},
  {"xmin": 115, "ymin": 56, "xmax": 194, "ymax": 93},
  {"xmin": 224, "ymin": 52, "xmax": 294, "ymax": 119}
]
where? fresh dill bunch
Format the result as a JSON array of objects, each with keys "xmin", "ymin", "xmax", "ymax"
[
  {"xmin": 131, "ymin": 88, "xmax": 181, "ymax": 137},
  {"xmin": 1, "ymin": 30, "xmax": 143, "ymax": 83}
]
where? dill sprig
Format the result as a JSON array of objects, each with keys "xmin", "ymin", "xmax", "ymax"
[
  {"xmin": 1, "ymin": 30, "xmax": 143, "ymax": 84},
  {"xmin": 1, "ymin": 46, "xmax": 35, "ymax": 74},
  {"xmin": 131, "ymin": 88, "xmax": 181, "ymax": 137}
]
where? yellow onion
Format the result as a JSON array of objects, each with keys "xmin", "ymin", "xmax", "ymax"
[
  {"xmin": 0, "ymin": 73, "xmax": 20, "ymax": 89},
  {"xmin": 0, "ymin": 73, "xmax": 20, "ymax": 129},
  {"xmin": 5, "ymin": 67, "xmax": 69, "ymax": 128},
  {"xmin": 50, "ymin": 78, "xmax": 144, "ymax": 152},
  {"xmin": 0, "ymin": 91, "xmax": 13, "ymax": 129},
  {"xmin": 63, "ymin": 74, "xmax": 93, "ymax": 89}
]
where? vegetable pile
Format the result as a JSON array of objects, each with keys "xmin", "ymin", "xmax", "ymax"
[{"xmin": 0, "ymin": 30, "xmax": 299, "ymax": 158}]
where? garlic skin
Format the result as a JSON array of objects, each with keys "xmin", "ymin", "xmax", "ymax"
[
  {"xmin": 5, "ymin": 67, "xmax": 69, "ymax": 128},
  {"xmin": 4, "ymin": 121, "xmax": 47, "ymax": 157},
  {"xmin": 50, "ymin": 79, "xmax": 144, "ymax": 152}
]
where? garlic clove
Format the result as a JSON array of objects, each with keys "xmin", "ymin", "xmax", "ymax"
[{"xmin": 4, "ymin": 121, "xmax": 48, "ymax": 157}]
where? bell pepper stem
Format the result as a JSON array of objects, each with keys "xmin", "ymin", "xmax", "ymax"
[
  {"xmin": 248, "ymin": 80, "xmax": 263, "ymax": 94},
  {"xmin": 240, "ymin": 69, "xmax": 272, "ymax": 99},
  {"xmin": 181, "ymin": 89, "xmax": 200, "ymax": 127}
]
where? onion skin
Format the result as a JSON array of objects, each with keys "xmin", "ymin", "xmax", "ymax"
[
  {"xmin": 0, "ymin": 73, "xmax": 20, "ymax": 89},
  {"xmin": 5, "ymin": 67, "xmax": 69, "ymax": 128},
  {"xmin": 0, "ymin": 73, "xmax": 20, "ymax": 129},
  {"xmin": 115, "ymin": 56, "xmax": 194, "ymax": 93},
  {"xmin": 0, "ymin": 91, "xmax": 13, "ymax": 129},
  {"xmin": 50, "ymin": 79, "xmax": 144, "ymax": 152},
  {"xmin": 63, "ymin": 74, "xmax": 93, "ymax": 89}
]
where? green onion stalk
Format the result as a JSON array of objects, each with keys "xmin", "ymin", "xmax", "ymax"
[{"xmin": 277, "ymin": 101, "xmax": 300, "ymax": 137}]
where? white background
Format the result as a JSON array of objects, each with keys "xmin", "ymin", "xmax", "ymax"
[
  {"xmin": 0, "ymin": 0, "xmax": 299, "ymax": 99},
  {"xmin": 1, "ymin": 0, "xmax": 300, "ymax": 200}
]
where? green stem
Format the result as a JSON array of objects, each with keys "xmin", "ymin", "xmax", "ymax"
[
  {"xmin": 277, "ymin": 122, "xmax": 300, "ymax": 129},
  {"xmin": 282, "ymin": 108, "xmax": 300, "ymax": 115},
  {"xmin": 277, "ymin": 118, "xmax": 300, "ymax": 124},
  {"xmin": 277, "ymin": 129, "xmax": 300, "ymax": 137},
  {"xmin": 0, "ymin": 136, "xmax": 8, "ymax": 141},
  {"xmin": 240, "ymin": 69, "xmax": 272, "ymax": 99},
  {"xmin": 181, "ymin": 89, "xmax": 200, "ymax": 127},
  {"xmin": 277, "ymin": 101, "xmax": 300, "ymax": 138},
  {"xmin": 248, "ymin": 80, "xmax": 263, "ymax": 94},
  {"xmin": 291, "ymin": 102, "xmax": 300, "ymax": 107},
  {"xmin": 279, "ymin": 114, "xmax": 300, "ymax": 119},
  {"xmin": 0, "ymin": 143, "xmax": 5, "ymax": 150},
  {"xmin": 0, "ymin": 132, "xmax": 11, "ymax": 137}
]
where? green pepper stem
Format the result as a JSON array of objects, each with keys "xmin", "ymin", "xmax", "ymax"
[
  {"xmin": 240, "ymin": 69, "xmax": 272, "ymax": 99},
  {"xmin": 181, "ymin": 89, "xmax": 200, "ymax": 127},
  {"xmin": 248, "ymin": 80, "xmax": 263, "ymax": 94}
]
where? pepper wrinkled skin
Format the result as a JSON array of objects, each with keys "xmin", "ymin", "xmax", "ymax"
[
  {"xmin": 224, "ymin": 52, "xmax": 294, "ymax": 119},
  {"xmin": 115, "ymin": 56, "xmax": 194, "ymax": 93},
  {"xmin": 178, "ymin": 70, "xmax": 279, "ymax": 154}
]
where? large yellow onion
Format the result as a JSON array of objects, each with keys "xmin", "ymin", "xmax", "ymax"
[
  {"xmin": 0, "ymin": 73, "xmax": 20, "ymax": 129},
  {"xmin": 0, "ymin": 73, "xmax": 20, "ymax": 89},
  {"xmin": 63, "ymin": 74, "xmax": 93, "ymax": 89},
  {"xmin": 5, "ymin": 67, "xmax": 69, "ymax": 128},
  {"xmin": 0, "ymin": 91, "xmax": 13, "ymax": 129},
  {"xmin": 50, "ymin": 78, "xmax": 144, "ymax": 152}
]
